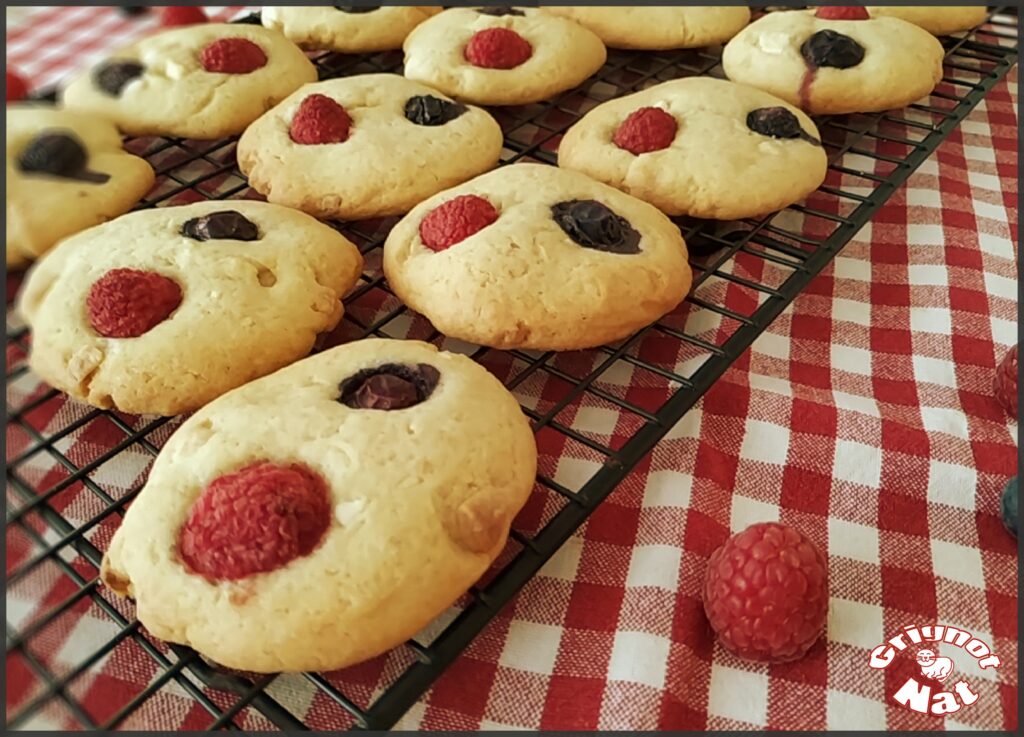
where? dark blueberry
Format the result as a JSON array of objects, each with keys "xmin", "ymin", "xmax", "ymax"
[
  {"xmin": 338, "ymin": 363, "xmax": 441, "ymax": 411},
  {"xmin": 551, "ymin": 200, "xmax": 641, "ymax": 255},
  {"xmin": 800, "ymin": 30, "xmax": 865, "ymax": 69},
  {"xmin": 93, "ymin": 59, "xmax": 145, "ymax": 97},
  {"xmin": 181, "ymin": 211, "xmax": 260, "ymax": 241},
  {"xmin": 404, "ymin": 95, "xmax": 467, "ymax": 126},
  {"xmin": 1001, "ymin": 477, "xmax": 1018, "ymax": 538},
  {"xmin": 334, "ymin": 5, "xmax": 380, "ymax": 13},
  {"xmin": 477, "ymin": 7, "xmax": 526, "ymax": 16},
  {"xmin": 747, "ymin": 106, "xmax": 803, "ymax": 139},
  {"xmin": 118, "ymin": 6, "xmax": 148, "ymax": 17},
  {"xmin": 234, "ymin": 12, "xmax": 263, "ymax": 25},
  {"xmin": 18, "ymin": 132, "xmax": 88, "ymax": 176}
]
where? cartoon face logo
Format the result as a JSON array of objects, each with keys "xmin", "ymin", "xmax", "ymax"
[
  {"xmin": 916, "ymin": 649, "xmax": 954, "ymax": 682},
  {"xmin": 917, "ymin": 649, "xmax": 936, "ymax": 666}
]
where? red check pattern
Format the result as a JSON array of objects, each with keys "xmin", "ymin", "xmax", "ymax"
[{"xmin": 5, "ymin": 6, "xmax": 1019, "ymax": 732}]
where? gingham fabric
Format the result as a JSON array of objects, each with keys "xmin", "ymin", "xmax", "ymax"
[{"xmin": 5, "ymin": 6, "xmax": 1019, "ymax": 732}]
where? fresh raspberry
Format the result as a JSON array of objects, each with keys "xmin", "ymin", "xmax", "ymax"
[
  {"xmin": 179, "ymin": 461, "xmax": 332, "ymax": 581},
  {"xmin": 703, "ymin": 522, "xmax": 828, "ymax": 663},
  {"xmin": 159, "ymin": 6, "xmax": 209, "ymax": 27},
  {"xmin": 464, "ymin": 27, "xmax": 533, "ymax": 69},
  {"xmin": 86, "ymin": 269, "xmax": 182, "ymax": 338},
  {"xmin": 6, "ymin": 69, "xmax": 28, "ymax": 103},
  {"xmin": 419, "ymin": 194, "xmax": 499, "ymax": 251},
  {"xmin": 289, "ymin": 94, "xmax": 352, "ymax": 145},
  {"xmin": 613, "ymin": 107, "xmax": 678, "ymax": 155},
  {"xmin": 200, "ymin": 38, "xmax": 267, "ymax": 74},
  {"xmin": 815, "ymin": 6, "xmax": 870, "ymax": 20},
  {"xmin": 994, "ymin": 344, "xmax": 1018, "ymax": 419}
]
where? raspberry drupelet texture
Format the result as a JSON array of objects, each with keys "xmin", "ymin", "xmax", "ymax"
[
  {"xmin": 159, "ymin": 6, "xmax": 209, "ymax": 27},
  {"xmin": 703, "ymin": 522, "xmax": 828, "ymax": 663},
  {"xmin": 419, "ymin": 194, "xmax": 499, "ymax": 251},
  {"xmin": 179, "ymin": 461, "xmax": 332, "ymax": 581},
  {"xmin": 613, "ymin": 107, "xmax": 678, "ymax": 155},
  {"xmin": 200, "ymin": 38, "xmax": 267, "ymax": 74},
  {"xmin": 464, "ymin": 27, "xmax": 533, "ymax": 69},
  {"xmin": 7, "ymin": 69, "xmax": 29, "ymax": 102},
  {"xmin": 289, "ymin": 93, "xmax": 353, "ymax": 145},
  {"xmin": 815, "ymin": 6, "xmax": 870, "ymax": 21},
  {"xmin": 86, "ymin": 269, "xmax": 183, "ymax": 338}
]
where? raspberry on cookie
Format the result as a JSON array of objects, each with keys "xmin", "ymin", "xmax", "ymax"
[
  {"xmin": 262, "ymin": 6, "xmax": 441, "ymax": 53},
  {"xmin": 403, "ymin": 7, "xmax": 607, "ymax": 106}
]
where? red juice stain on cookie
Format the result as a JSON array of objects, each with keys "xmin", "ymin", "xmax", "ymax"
[
  {"xmin": 200, "ymin": 38, "xmax": 267, "ymax": 74},
  {"xmin": 290, "ymin": 93, "xmax": 352, "ymax": 144},
  {"xmin": 86, "ymin": 268, "xmax": 182, "ymax": 338},
  {"xmin": 798, "ymin": 29, "xmax": 866, "ymax": 110},
  {"xmin": 179, "ymin": 461, "xmax": 332, "ymax": 581},
  {"xmin": 419, "ymin": 194, "xmax": 499, "ymax": 251},
  {"xmin": 464, "ymin": 27, "xmax": 532, "ymax": 69},
  {"xmin": 613, "ymin": 107, "xmax": 678, "ymax": 155}
]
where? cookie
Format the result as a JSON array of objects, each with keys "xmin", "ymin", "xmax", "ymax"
[
  {"xmin": 557, "ymin": 77, "xmax": 827, "ymax": 220},
  {"xmin": 6, "ymin": 105, "xmax": 154, "ymax": 269},
  {"xmin": 722, "ymin": 9, "xmax": 945, "ymax": 115},
  {"xmin": 17, "ymin": 201, "xmax": 363, "ymax": 416},
  {"xmin": 865, "ymin": 6, "xmax": 988, "ymax": 36},
  {"xmin": 541, "ymin": 6, "xmax": 751, "ymax": 50},
  {"xmin": 403, "ymin": 7, "xmax": 607, "ymax": 106},
  {"xmin": 262, "ymin": 6, "xmax": 441, "ymax": 53},
  {"xmin": 383, "ymin": 164, "xmax": 692, "ymax": 350},
  {"xmin": 60, "ymin": 23, "xmax": 317, "ymax": 139},
  {"xmin": 100, "ymin": 338, "xmax": 537, "ymax": 673},
  {"xmin": 237, "ymin": 74, "xmax": 503, "ymax": 221}
]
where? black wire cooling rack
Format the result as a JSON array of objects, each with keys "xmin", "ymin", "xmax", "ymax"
[{"xmin": 5, "ymin": 6, "xmax": 1019, "ymax": 731}]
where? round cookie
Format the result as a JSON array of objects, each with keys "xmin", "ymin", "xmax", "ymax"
[
  {"xmin": 60, "ymin": 23, "xmax": 317, "ymax": 139},
  {"xmin": 237, "ymin": 74, "xmax": 503, "ymax": 221},
  {"xmin": 17, "ymin": 200, "xmax": 363, "ymax": 416},
  {"xmin": 866, "ymin": 6, "xmax": 988, "ymax": 36},
  {"xmin": 403, "ymin": 7, "xmax": 607, "ymax": 106},
  {"xmin": 557, "ymin": 77, "xmax": 827, "ymax": 220},
  {"xmin": 262, "ymin": 6, "xmax": 441, "ymax": 53},
  {"xmin": 100, "ymin": 338, "xmax": 537, "ymax": 673},
  {"xmin": 6, "ymin": 105, "xmax": 154, "ymax": 269},
  {"xmin": 383, "ymin": 164, "xmax": 692, "ymax": 351},
  {"xmin": 541, "ymin": 6, "xmax": 751, "ymax": 50},
  {"xmin": 722, "ymin": 10, "xmax": 945, "ymax": 115}
]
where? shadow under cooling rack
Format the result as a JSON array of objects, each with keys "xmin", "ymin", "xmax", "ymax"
[{"xmin": 5, "ymin": 7, "xmax": 1019, "ymax": 731}]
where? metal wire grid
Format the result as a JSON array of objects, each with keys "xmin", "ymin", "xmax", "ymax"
[{"xmin": 5, "ymin": 8, "xmax": 1018, "ymax": 731}]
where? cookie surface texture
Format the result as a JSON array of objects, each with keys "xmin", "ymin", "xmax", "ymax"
[
  {"xmin": 722, "ymin": 10, "xmax": 945, "ymax": 115},
  {"xmin": 383, "ymin": 164, "xmax": 692, "ymax": 350},
  {"xmin": 403, "ymin": 7, "xmax": 607, "ymax": 106},
  {"xmin": 61, "ymin": 23, "xmax": 317, "ymax": 138},
  {"xmin": 262, "ymin": 6, "xmax": 441, "ymax": 53},
  {"xmin": 100, "ymin": 338, "xmax": 537, "ymax": 673},
  {"xmin": 237, "ymin": 74, "xmax": 504, "ymax": 221},
  {"xmin": 866, "ymin": 6, "xmax": 988, "ymax": 36},
  {"xmin": 557, "ymin": 77, "xmax": 827, "ymax": 220},
  {"xmin": 542, "ymin": 6, "xmax": 751, "ymax": 50},
  {"xmin": 6, "ymin": 105, "xmax": 155, "ymax": 269},
  {"xmin": 18, "ymin": 200, "xmax": 363, "ymax": 416}
]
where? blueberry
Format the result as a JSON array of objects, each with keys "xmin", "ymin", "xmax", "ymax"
[
  {"xmin": 181, "ymin": 211, "xmax": 260, "ymax": 241},
  {"xmin": 404, "ymin": 95, "xmax": 467, "ymax": 126},
  {"xmin": 18, "ymin": 132, "xmax": 88, "ymax": 176},
  {"xmin": 800, "ymin": 30, "xmax": 865, "ymax": 69},
  {"xmin": 93, "ymin": 59, "xmax": 145, "ymax": 97},
  {"xmin": 746, "ymin": 106, "xmax": 803, "ymax": 139},
  {"xmin": 234, "ymin": 12, "xmax": 263, "ymax": 25},
  {"xmin": 551, "ymin": 200, "xmax": 642, "ymax": 255},
  {"xmin": 1001, "ymin": 477, "xmax": 1018, "ymax": 538},
  {"xmin": 334, "ymin": 5, "xmax": 380, "ymax": 13},
  {"xmin": 477, "ymin": 7, "xmax": 526, "ymax": 16},
  {"xmin": 338, "ymin": 363, "xmax": 441, "ymax": 410}
]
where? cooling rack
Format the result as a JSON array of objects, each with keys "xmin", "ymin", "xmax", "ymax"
[{"xmin": 5, "ymin": 7, "xmax": 1019, "ymax": 731}]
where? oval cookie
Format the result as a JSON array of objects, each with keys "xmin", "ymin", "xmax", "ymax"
[
  {"xmin": 542, "ymin": 6, "xmax": 751, "ymax": 50},
  {"xmin": 262, "ymin": 6, "xmax": 441, "ymax": 53}
]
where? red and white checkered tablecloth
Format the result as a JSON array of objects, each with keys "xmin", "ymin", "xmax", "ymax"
[{"xmin": 5, "ymin": 6, "xmax": 1019, "ymax": 732}]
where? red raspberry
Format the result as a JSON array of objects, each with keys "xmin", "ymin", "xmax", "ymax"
[
  {"xmin": 200, "ymin": 38, "xmax": 267, "ymax": 74},
  {"xmin": 994, "ymin": 344, "xmax": 1018, "ymax": 419},
  {"xmin": 159, "ymin": 6, "xmax": 208, "ymax": 27},
  {"xmin": 7, "ymin": 69, "xmax": 28, "ymax": 103},
  {"xmin": 179, "ymin": 461, "xmax": 332, "ymax": 581},
  {"xmin": 419, "ymin": 194, "xmax": 499, "ymax": 251},
  {"xmin": 815, "ymin": 6, "xmax": 870, "ymax": 20},
  {"xmin": 613, "ymin": 107, "xmax": 678, "ymax": 155},
  {"xmin": 703, "ymin": 522, "xmax": 828, "ymax": 663},
  {"xmin": 289, "ymin": 93, "xmax": 352, "ymax": 145},
  {"xmin": 86, "ymin": 269, "xmax": 182, "ymax": 338},
  {"xmin": 464, "ymin": 28, "xmax": 533, "ymax": 69}
]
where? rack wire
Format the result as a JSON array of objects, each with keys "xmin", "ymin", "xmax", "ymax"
[{"xmin": 5, "ymin": 7, "xmax": 1019, "ymax": 731}]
